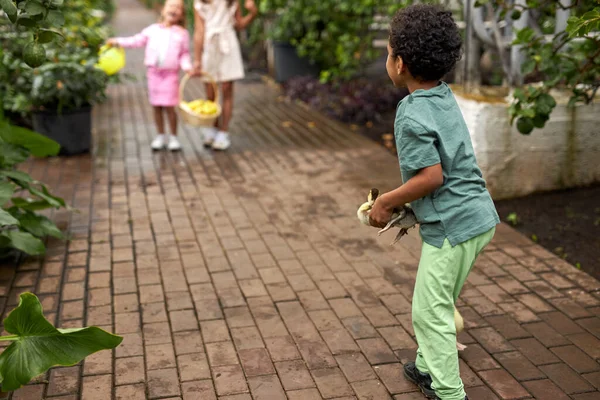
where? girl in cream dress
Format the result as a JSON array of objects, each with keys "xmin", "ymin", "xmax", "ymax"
[{"xmin": 192, "ymin": 0, "xmax": 258, "ymax": 150}]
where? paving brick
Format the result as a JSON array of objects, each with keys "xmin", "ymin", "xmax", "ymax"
[
  {"xmin": 583, "ymin": 371, "xmax": 600, "ymax": 390},
  {"xmin": 248, "ymin": 375, "xmax": 287, "ymax": 399},
  {"xmin": 239, "ymin": 348, "xmax": 275, "ymax": 376},
  {"xmin": 147, "ymin": 368, "xmax": 181, "ymax": 398},
  {"xmin": 144, "ymin": 321, "xmax": 172, "ymax": 346},
  {"xmin": 178, "ymin": 353, "xmax": 211, "ymax": 381},
  {"xmin": 378, "ymin": 326, "xmax": 417, "ymax": 350},
  {"xmin": 213, "ymin": 365, "xmax": 248, "ymax": 396},
  {"xmin": 231, "ymin": 326, "xmax": 264, "ymax": 350},
  {"xmin": 540, "ymin": 311, "xmax": 585, "ymax": 335},
  {"xmin": 224, "ymin": 306, "xmax": 255, "ymax": 328},
  {"xmin": 116, "ymin": 384, "xmax": 146, "ymax": 400},
  {"xmin": 84, "ymin": 349, "xmax": 113, "ymax": 375},
  {"xmin": 82, "ymin": 374, "xmax": 112, "ymax": 400},
  {"xmin": 114, "ymin": 293, "xmax": 139, "ymax": 313},
  {"xmin": 47, "ymin": 366, "xmax": 80, "ymax": 396},
  {"xmin": 357, "ymin": 338, "xmax": 397, "ymax": 364},
  {"xmin": 286, "ymin": 388, "xmax": 323, "ymax": 400},
  {"xmin": 321, "ymin": 329, "xmax": 360, "ymax": 354},
  {"xmin": 182, "ymin": 380, "xmax": 216, "ymax": 400},
  {"xmin": 330, "ymin": 298, "xmax": 363, "ymax": 319},
  {"xmin": 463, "ymin": 385, "xmax": 500, "ymax": 400},
  {"xmin": 206, "ymin": 341, "xmax": 239, "ymax": 366},
  {"xmin": 296, "ymin": 337, "xmax": 337, "ymax": 369},
  {"xmin": 374, "ymin": 363, "xmax": 415, "ymax": 394},
  {"xmin": 275, "ymin": 360, "xmax": 315, "ymax": 390},
  {"xmin": 201, "ymin": 319, "xmax": 230, "ymax": 343},
  {"xmin": 12, "ymin": 384, "xmax": 44, "ymax": 400},
  {"xmin": 470, "ymin": 327, "xmax": 515, "ymax": 353},
  {"xmin": 312, "ymin": 368, "xmax": 354, "ymax": 398},
  {"xmin": 170, "ymin": 309, "xmax": 199, "ymax": 332},
  {"xmin": 540, "ymin": 363, "xmax": 595, "ymax": 394},
  {"xmin": 478, "ymin": 369, "xmax": 530, "ymax": 399},
  {"xmin": 265, "ymin": 336, "xmax": 301, "ymax": 362},
  {"xmin": 116, "ymin": 332, "xmax": 144, "ymax": 358},
  {"xmin": 494, "ymin": 351, "xmax": 545, "ymax": 381},
  {"xmin": 460, "ymin": 344, "xmax": 500, "ymax": 371},
  {"xmin": 568, "ymin": 333, "xmax": 600, "ymax": 360},
  {"xmin": 523, "ymin": 321, "xmax": 570, "ymax": 347},
  {"xmin": 522, "ymin": 379, "xmax": 570, "ymax": 400},
  {"xmin": 551, "ymin": 345, "xmax": 600, "ymax": 373},
  {"xmin": 343, "ymin": 316, "xmax": 379, "ymax": 339},
  {"xmin": 511, "ymin": 337, "xmax": 560, "ymax": 366},
  {"xmin": 115, "ymin": 356, "xmax": 145, "ymax": 385},
  {"xmin": 485, "ymin": 315, "xmax": 531, "ymax": 340},
  {"xmin": 146, "ymin": 343, "xmax": 177, "ymax": 370}
]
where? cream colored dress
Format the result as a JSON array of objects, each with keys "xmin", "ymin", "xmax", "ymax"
[{"xmin": 194, "ymin": 0, "xmax": 245, "ymax": 82}]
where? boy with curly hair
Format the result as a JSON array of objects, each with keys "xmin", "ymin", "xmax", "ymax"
[{"xmin": 368, "ymin": 4, "xmax": 500, "ymax": 400}]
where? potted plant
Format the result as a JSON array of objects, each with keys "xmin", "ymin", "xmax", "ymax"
[
  {"xmin": 28, "ymin": 46, "xmax": 108, "ymax": 155},
  {"xmin": 255, "ymin": 0, "xmax": 403, "ymax": 83}
]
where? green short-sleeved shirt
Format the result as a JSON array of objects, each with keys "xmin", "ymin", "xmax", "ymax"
[{"xmin": 394, "ymin": 82, "xmax": 499, "ymax": 248}]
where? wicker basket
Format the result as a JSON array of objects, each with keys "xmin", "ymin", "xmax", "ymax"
[{"xmin": 178, "ymin": 73, "xmax": 222, "ymax": 127}]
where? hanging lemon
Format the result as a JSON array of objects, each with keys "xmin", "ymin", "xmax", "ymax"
[{"xmin": 23, "ymin": 42, "xmax": 46, "ymax": 68}]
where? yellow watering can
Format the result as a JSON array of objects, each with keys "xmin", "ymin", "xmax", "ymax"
[{"xmin": 95, "ymin": 45, "xmax": 125, "ymax": 75}]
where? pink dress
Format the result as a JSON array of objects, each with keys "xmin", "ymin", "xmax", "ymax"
[{"xmin": 114, "ymin": 24, "xmax": 192, "ymax": 107}]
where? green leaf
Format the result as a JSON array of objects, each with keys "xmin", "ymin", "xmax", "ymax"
[
  {"xmin": 0, "ymin": 121, "xmax": 60, "ymax": 157},
  {"xmin": 50, "ymin": 0, "xmax": 63, "ymax": 6},
  {"xmin": 0, "ymin": 144, "xmax": 29, "ymax": 167},
  {"xmin": 0, "ymin": 182, "xmax": 15, "ymax": 206},
  {"xmin": 511, "ymin": 9, "xmax": 522, "ymax": 20},
  {"xmin": 15, "ymin": 15, "xmax": 36, "ymax": 27},
  {"xmin": 38, "ymin": 28, "xmax": 64, "ymax": 44},
  {"xmin": 0, "ymin": 209, "xmax": 19, "ymax": 227},
  {"xmin": 10, "ymin": 198, "xmax": 53, "ymax": 211},
  {"xmin": 0, "ymin": 0, "xmax": 18, "ymax": 23},
  {"xmin": 24, "ymin": 0, "xmax": 45, "ymax": 16},
  {"xmin": 16, "ymin": 212, "xmax": 63, "ymax": 239},
  {"xmin": 532, "ymin": 114, "xmax": 549, "ymax": 128},
  {"xmin": 26, "ymin": 185, "xmax": 64, "ymax": 208},
  {"xmin": 0, "ymin": 293, "xmax": 123, "ymax": 391},
  {"xmin": 0, "ymin": 170, "xmax": 34, "ymax": 184},
  {"xmin": 0, "ymin": 230, "xmax": 45, "ymax": 255},
  {"xmin": 45, "ymin": 9, "xmax": 64, "ymax": 27}
]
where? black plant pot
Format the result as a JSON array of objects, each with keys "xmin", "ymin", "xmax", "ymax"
[
  {"xmin": 32, "ymin": 107, "xmax": 92, "ymax": 156},
  {"xmin": 272, "ymin": 41, "xmax": 320, "ymax": 83}
]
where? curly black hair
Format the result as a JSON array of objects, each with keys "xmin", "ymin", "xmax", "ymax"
[{"xmin": 390, "ymin": 4, "xmax": 462, "ymax": 82}]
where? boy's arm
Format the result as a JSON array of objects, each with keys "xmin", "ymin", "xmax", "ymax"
[
  {"xmin": 234, "ymin": 0, "xmax": 258, "ymax": 30},
  {"xmin": 369, "ymin": 117, "xmax": 442, "ymax": 228},
  {"xmin": 369, "ymin": 164, "xmax": 443, "ymax": 228}
]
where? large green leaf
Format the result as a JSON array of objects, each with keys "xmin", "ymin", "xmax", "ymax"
[
  {"xmin": 0, "ymin": 0, "xmax": 18, "ymax": 23},
  {"xmin": 0, "ymin": 209, "xmax": 19, "ymax": 226},
  {"xmin": 0, "ymin": 230, "xmax": 45, "ymax": 255},
  {"xmin": 24, "ymin": 0, "xmax": 45, "ymax": 16},
  {"xmin": 0, "ymin": 182, "xmax": 15, "ymax": 206},
  {"xmin": 0, "ymin": 143, "xmax": 29, "ymax": 167},
  {"xmin": 16, "ymin": 211, "xmax": 63, "ymax": 239},
  {"xmin": 0, "ymin": 170, "xmax": 33, "ymax": 184},
  {"xmin": 0, "ymin": 121, "xmax": 60, "ymax": 157},
  {"xmin": 0, "ymin": 293, "xmax": 123, "ymax": 391},
  {"xmin": 10, "ymin": 198, "xmax": 53, "ymax": 211},
  {"xmin": 27, "ymin": 185, "xmax": 65, "ymax": 208}
]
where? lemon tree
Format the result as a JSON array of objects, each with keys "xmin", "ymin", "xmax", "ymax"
[{"xmin": 0, "ymin": 0, "xmax": 66, "ymax": 68}]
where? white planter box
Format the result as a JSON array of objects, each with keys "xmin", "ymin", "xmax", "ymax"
[{"xmin": 454, "ymin": 90, "xmax": 600, "ymax": 200}]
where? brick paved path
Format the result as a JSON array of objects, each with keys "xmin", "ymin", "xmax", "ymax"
[{"xmin": 3, "ymin": 0, "xmax": 600, "ymax": 399}]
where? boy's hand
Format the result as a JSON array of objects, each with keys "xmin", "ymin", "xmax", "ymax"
[{"xmin": 369, "ymin": 195, "xmax": 393, "ymax": 228}]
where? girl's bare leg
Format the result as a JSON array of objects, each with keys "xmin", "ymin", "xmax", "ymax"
[
  {"xmin": 220, "ymin": 81, "xmax": 234, "ymax": 132},
  {"xmin": 165, "ymin": 107, "xmax": 178, "ymax": 136},
  {"xmin": 153, "ymin": 106, "xmax": 165, "ymax": 133}
]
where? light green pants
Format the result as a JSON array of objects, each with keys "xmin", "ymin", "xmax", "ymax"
[{"xmin": 413, "ymin": 228, "xmax": 495, "ymax": 400}]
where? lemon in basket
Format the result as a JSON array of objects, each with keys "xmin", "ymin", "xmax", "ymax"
[{"xmin": 182, "ymin": 100, "xmax": 219, "ymax": 116}]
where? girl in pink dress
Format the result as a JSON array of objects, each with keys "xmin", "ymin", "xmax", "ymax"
[
  {"xmin": 107, "ymin": 0, "xmax": 192, "ymax": 151},
  {"xmin": 192, "ymin": 0, "xmax": 258, "ymax": 150}
]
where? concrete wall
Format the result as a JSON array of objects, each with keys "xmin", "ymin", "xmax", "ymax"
[{"xmin": 455, "ymin": 92, "xmax": 600, "ymax": 200}]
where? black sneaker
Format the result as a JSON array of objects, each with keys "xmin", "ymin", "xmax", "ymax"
[{"xmin": 403, "ymin": 362, "xmax": 439, "ymax": 399}]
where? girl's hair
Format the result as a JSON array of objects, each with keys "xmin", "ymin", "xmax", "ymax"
[
  {"xmin": 201, "ymin": 0, "xmax": 236, "ymax": 7},
  {"xmin": 160, "ymin": 0, "xmax": 186, "ymax": 27}
]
